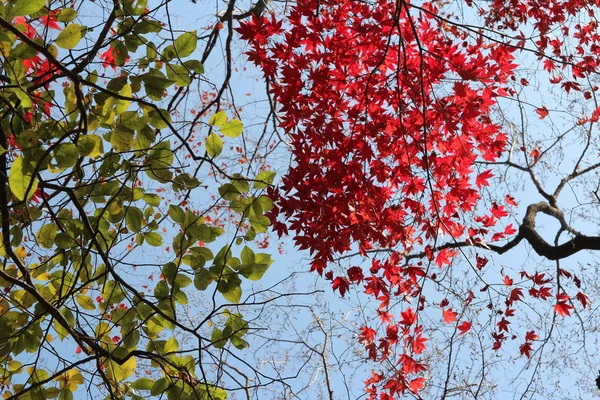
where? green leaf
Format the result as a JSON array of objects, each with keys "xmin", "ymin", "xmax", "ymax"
[
  {"xmin": 56, "ymin": 8, "xmax": 78, "ymax": 22},
  {"xmin": 174, "ymin": 31, "xmax": 197, "ymax": 58},
  {"xmin": 174, "ymin": 274, "xmax": 192, "ymax": 289},
  {"xmin": 142, "ymin": 193, "xmax": 161, "ymax": 206},
  {"xmin": 219, "ymin": 119, "xmax": 243, "ymax": 138},
  {"xmin": 183, "ymin": 60, "xmax": 204, "ymax": 74},
  {"xmin": 36, "ymin": 223, "xmax": 58, "ymax": 249},
  {"xmin": 55, "ymin": 24, "xmax": 84, "ymax": 50},
  {"xmin": 75, "ymin": 295, "xmax": 96, "ymax": 311},
  {"xmin": 148, "ymin": 109, "xmax": 171, "ymax": 130},
  {"xmin": 206, "ymin": 133, "xmax": 223, "ymax": 157},
  {"xmin": 218, "ymin": 183, "xmax": 241, "ymax": 201},
  {"xmin": 249, "ymin": 215, "xmax": 271, "ymax": 233},
  {"xmin": 9, "ymin": 155, "xmax": 38, "ymax": 201},
  {"xmin": 254, "ymin": 171, "xmax": 276, "ymax": 189},
  {"xmin": 110, "ymin": 125, "xmax": 135, "ymax": 152},
  {"xmin": 240, "ymin": 253, "xmax": 273, "ymax": 281},
  {"xmin": 166, "ymin": 63, "xmax": 191, "ymax": 87},
  {"xmin": 211, "ymin": 328, "xmax": 226, "ymax": 348},
  {"xmin": 115, "ymin": 84, "xmax": 132, "ymax": 115},
  {"xmin": 58, "ymin": 389, "xmax": 73, "ymax": 400},
  {"xmin": 194, "ymin": 268, "xmax": 213, "ymax": 291},
  {"xmin": 142, "ymin": 70, "xmax": 175, "ymax": 95},
  {"xmin": 209, "ymin": 111, "xmax": 227, "ymax": 127},
  {"xmin": 54, "ymin": 143, "xmax": 79, "ymax": 168},
  {"xmin": 125, "ymin": 207, "xmax": 144, "ymax": 233},
  {"xmin": 77, "ymin": 134, "xmax": 104, "ymax": 158},
  {"xmin": 218, "ymin": 270, "xmax": 242, "ymax": 303},
  {"xmin": 105, "ymin": 357, "xmax": 136, "ymax": 382},
  {"xmin": 164, "ymin": 337, "xmax": 178, "ymax": 353},
  {"xmin": 169, "ymin": 205, "xmax": 185, "ymax": 224},
  {"xmin": 131, "ymin": 377, "xmax": 155, "ymax": 391},
  {"xmin": 240, "ymin": 246, "xmax": 255, "ymax": 265},
  {"xmin": 230, "ymin": 336, "xmax": 250, "ymax": 350},
  {"xmin": 11, "ymin": 0, "xmax": 45, "ymax": 17},
  {"xmin": 150, "ymin": 377, "xmax": 170, "ymax": 396},
  {"xmin": 55, "ymin": 233, "xmax": 75, "ymax": 249},
  {"xmin": 144, "ymin": 232, "xmax": 163, "ymax": 247}
]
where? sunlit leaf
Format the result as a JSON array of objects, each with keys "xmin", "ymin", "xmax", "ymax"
[{"xmin": 55, "ymin": 24, "xmax": 84, "ymax": 49}]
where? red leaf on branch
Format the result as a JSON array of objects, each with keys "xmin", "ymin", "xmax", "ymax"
[
  {"xmin": 576, "ymin": 291, "xmax": 590, "ymax": 309},
  {"xmin": 408, "ymin": 377, "xmax": 426, "ymax": 393},
  {"xmin": 457, "ymin": 321, "xmax": 472, "ymax": 335},
  {"xmin": 475, "ymin": 254, "xmax": 488, "ymax": 270},
  {"xmin": 332, "ymin": 276, "xmax": 350, "ymax": 297},
  {"xmin": 400, "ymin": 308, "xmax": 417, "ymax": 325},
  {"xmin": 543, "ymin": 59, "xmax": 555, "ymax": 72},
  {"xmin": 535, "ymin": 106, "xmax": 549, "ymax": 119},
  {"xmin": 491, "ymin": 202, "xmax": 508, "ymax": 219},
  {"xmin": 508, "ymin": 288, "xmax": 524, "ymax": 304},
  {"xmin": 436, "ymin": 248, "xmax": 457, "ymax": 267},
  {"xmin": 497, "ymin": 317, "xmax": 510, "ymax": 332},
  {"xmin": 505, "ymin": 195, "xmax": 518, "ymax": 206},
  {"xmin": 442, "ymin": 308, "xmax": 457, "ymax": 324},
  {"xmin": 525, "ymin": 330, "xmax": 539, "ymax": 341},
  {"xmin": 476, "ymin": 170, "xmax": 494, "ymax": 189},
  {"xmin": 410, "ymin": 333, "xmax": 428, "ymax": 355},
  {"xmin": 520, "ymin": 342, "xmax": 534, "ymax": 358},
  {"xmin": 554, "ymin": 301, "xmax": 573, "ymax": 317},
  {"xmin": 504, "ymin": 224, "xmax": 517, "ymax": 235}
]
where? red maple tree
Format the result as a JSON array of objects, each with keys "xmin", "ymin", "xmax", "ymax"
[{"xmin": 238, "ymin": 0, "xmax": 600, "ymax": 397}]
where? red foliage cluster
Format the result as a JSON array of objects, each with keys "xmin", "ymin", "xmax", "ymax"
[
  {"xmin": 239, "ymin": 0, "xmax": 517, "ymax": 396},
  {"xmin": 239, "ymin": 0, "xmax": 600, "ymax": 396}
]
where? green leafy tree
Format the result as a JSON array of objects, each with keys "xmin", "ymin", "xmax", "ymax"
[{"xmin": 0, "ymin": 1, "xmax": 277, "ymax": 399}]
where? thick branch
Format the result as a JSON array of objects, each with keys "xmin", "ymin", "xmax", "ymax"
[{"xmin": 406, "ymin": 201, "xmax": 600, "ymax": 262}]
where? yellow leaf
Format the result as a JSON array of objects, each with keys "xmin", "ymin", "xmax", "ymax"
[
  {"xmin": 115, "ymin": 84, "xmax": 132, "ymax": 114},
  {"xmin": 105, "ymin": 357, "xmax": 136, "ymax": 382},
  {"xmin": 0, "ymin": 233, "xmax": 5, "ymax": 257},
  {"xmin": 55, "ymin": 24, "xmax": 83, "ymax": 50},
  {"xmin": 14, "ymin": 246, "xmax": 27, "ymax": 259},
  {"xmin": 208, "ymin": 110, "xmax": 227, "ymax": 127},
  {"xmin": 9, "ymin": 156, "xmax": 38, "ymax": 201},
  {"xmin": 75, "ymin": 295, "xmax": 96, "ymax": 310}
]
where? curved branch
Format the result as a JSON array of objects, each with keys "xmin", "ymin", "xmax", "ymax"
[{"xmin": 406, "ymin": 201, "xmax": 600, "ymax": 262}]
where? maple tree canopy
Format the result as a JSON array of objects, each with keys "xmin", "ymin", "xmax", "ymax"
[{"xmin": 239, "ymin": 0, "xmax": 600, "ymax": 397}]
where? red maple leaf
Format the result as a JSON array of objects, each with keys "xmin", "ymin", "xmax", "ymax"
[
  {"xmin": 535, "ymin": 106, "xmax": 549, "ymax": 119},
  {"xmin": 359, "ymin": 326, "xmax": 376, "ymax": 344},
  {"xmin": 436, "ymin": 248, "xmax": 457, "ymax": 267},
  {"xmin": 400, "ymin": 307, "xmax": 417, "ymax": 325},
  {"xmin": 442, "ymin": 308, "xmax": 457, "ymax": 324},
  {"xmin": 554, "ymin": 301, "xmax": 573, "ymax": 317},
  {"xmin": 543, "ymin": 59, "xmax": 555, "ymax": 72},
  {"xmin": 529, "ymin": 147, "xmax": 542, "ymax": 164},
  {"xmin": 410, "ymin": 333, "xmax": 428, "ymax": 355},
  {"xmin": 576, "ymin": 291, "xmax": 590, "ymax": 309},
  {"xmin": 508, "ymin": 288, "xmax": 524, "ymax": 304},
  {"xmin": 525, "ymin": 330, "xmax": 539, "ymax": 341},
  {"xmin": 504, "ymin": 224, "xmax": 517, "ymax": 235},
  {"xmin": 332, "ymin": 276, "xmax": 350, "ymax": 297},
  {"xmin": 497, "ymin": 317, "xmax": 510, "ymax": 332},
  {"xmin": 408, "ymin": 377, "xmax": 426, "ymax": 393},
  {"xmin": 457, "ymin": 321, "xmax": 472, "ymax": 335},
  {"xmin": 491, "ymin": 202, "xmax": 508, "ymax": 219},
  {"xmin": 519, "ymin": 342, "xmax": 534, "ymax": 358},
  {"xmin": 476, "ymin": 169, "xmax": 493, "ymax": 189},
  {"xmin": 505, "ymin": 195, "xmax": 518, "ymax": 206}
]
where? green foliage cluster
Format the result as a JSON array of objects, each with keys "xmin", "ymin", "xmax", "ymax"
[{"xmin": 0, "ymin": 1, "xmax": 276, "ymax": 399}]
